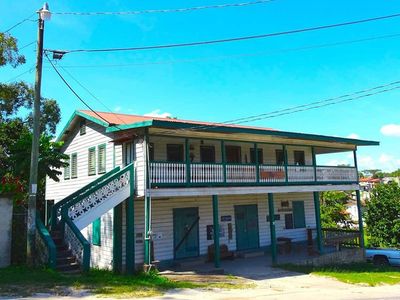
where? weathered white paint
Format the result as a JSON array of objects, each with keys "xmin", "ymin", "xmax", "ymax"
[
  {"xmin": 123, "ymin": 192, "xmax": 316, "ymax": 265},
  {"xmin": 0, "ymin": 196, "xmax": 13, "ymax": 268},
  {"xmin": 46, "ymin": 120, "xmax": 115, "ymax": 203}
]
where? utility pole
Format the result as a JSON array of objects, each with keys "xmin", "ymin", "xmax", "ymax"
[{"xmin": 27, "ymin": 3, "xmax": 51, "ymax": 266}]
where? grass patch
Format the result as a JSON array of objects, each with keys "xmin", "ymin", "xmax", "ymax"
[
  {"xmin": 0, "ymin": 266, "xmax": 200, "ymax": 298},
  {"xmin": 279, "ymin": 262, "xmax": 400, "ymax": 286}
]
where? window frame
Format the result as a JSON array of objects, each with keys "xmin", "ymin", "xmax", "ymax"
[
  {"xmin": 225, "ymin": 145, "xmax": 241, "ymax": 163},
  {"xmin": 71, "ymin": 153, "xmax": 78, "ymax": 179},
  {"xmin": 294, "ymin": 150, "xmax": 306, "ymax": 166},
  {"xmin": 166, "ymin": 144, "xmax": 184, "ymax": 162},
  {"xmin": 200, "ymin": 145, "xmax": 216, "ymax": 163},
  {"xmin": 250, "ymin": 148, "xmax": 263, "ymax": 164},
  {"xmin": 275, "ymin": 149, "xmax": 285, "ymax": 165},
  {"xmin": 88, "ymin": 147, "xmax": 96, "ymax": 176},
  {"xmin": 97, "ymin": 144, "xmax": 106, "ymax": 174},
  {"xmin": 64, "ymin": 156, "xmax": 70, "ymax": 180},
  {"xmin": 79, "ymin": 119, "xmax": 86, "ymax": 136}
]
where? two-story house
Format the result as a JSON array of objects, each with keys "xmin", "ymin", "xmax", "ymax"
[{"xmin": 44, "ymin": 110, "xmax": 378, "ymax": 273}]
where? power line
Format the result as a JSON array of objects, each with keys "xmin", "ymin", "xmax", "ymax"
[
  {"xmin": 155, "ymin": 80, "xmax": 400, "ymax": 135},
  {"xmin": 19, "ymin": 41, "xmax": 36, "ymax": 51},
  {"xmin": 5, "ymin": 65, "xmax": 35, "ymax": 83},
  {"xmin": 3, "ymin": 13, "xmax": 36, "ymax": 33},
  {"xmin": 50, "ymin": 32, "xmax": 400, "ymax": 69},
  {"xmin": 52, "ymin": 0, "xmax": 275, "ymax": 16},
  {"xmin": 44, "ymin": 51, "xmax": 120, "ymax": 128},
  {"xmin": 46, "ymin": 12, "xmax": 400, "ymax": 55},
  {"xmin": 58, "ymin": 65, "xmax": 129, "ymax": 126}
]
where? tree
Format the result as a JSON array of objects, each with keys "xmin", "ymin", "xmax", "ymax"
[
  {"xmin": 320, "ymin": 191, "xmax": 354, "ymax": 228},
  {"xmin": 364, "ymin": 182, "xmax": 400, "ymax": 248}
]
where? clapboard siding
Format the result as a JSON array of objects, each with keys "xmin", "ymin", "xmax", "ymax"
[
  {"xmin": 148, "ymin": 135, "xmax": 313, "ymax": 165},
  {"xmin": 83, "ymin": 209, "xmax": 114, "ymax": 270},
  {"xmin": 135, "ymin": 139, "xmax": 145, "ymax": 197},
  {"xmin": 124, "ymin": 192, "xmax": 315, "ymax": 265},
  {"xmin": 45, "ymin": 120, "xmax": 115, "ymax": 203}
]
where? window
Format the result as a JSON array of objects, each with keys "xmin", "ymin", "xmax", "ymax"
[
  {"xmin": 88, "ymin": 147, "xmax": 96, "ymax": 176},
  {"xmin": 64, "ymin": 156, "xmax": 70, "ymax": 180},
  {"xmin": 149, "ymin": 143, "xmax": 154, "ymax": 161},
  {"xmin": 284, "ymin": 213, "xmax": 293, "ymax": 229},
  {"xmin": 79, "ymin": 120, "xmax": 86, "ymax": 135},
  {"xmin": 167, "ymin": 144, "xmax": 184, "ymax": 162},
  {"xmin": 276, "ymin": 149, "xmax": 285, "ymax": 165},
  {"xmin": 92, "ymin": 218, "xmax": 101, "ymax": 246},
  {"xmin": 292, "ymin": 201, "xmax": 306, "ymax": 228},
  {"xmin": 71, "ymin": 153, "xmax": 78, "ymax": 178},
  {"xmin": 98, "ymin": 144, "xmax": 106, "ymax": 174},
  {"xmin": 225, "ymin": 145, "xmax": 241, "ymax": 163},
  {"xmin": 200, "ymin": 146, "xmax": 216, "ymax": 163},
  {"xmin": 250, "ymin": 148, "xmax": 263, "ymax": 164},
  {"xmin": 294, "ymin": 150, "xmax": 305, "ymax": 166}
]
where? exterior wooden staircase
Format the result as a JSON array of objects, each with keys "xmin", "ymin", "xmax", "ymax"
[{"xmin": 35, "ymin": 164, "xmax": 134, "ymax": 273}]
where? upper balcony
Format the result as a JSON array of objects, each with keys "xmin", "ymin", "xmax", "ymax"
[{"xmin": 148, "ymin": 136, "xmax": 359, "ymax": 188}]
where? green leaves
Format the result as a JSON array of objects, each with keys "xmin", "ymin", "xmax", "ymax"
[
  {"xmin": 365, "ymin": 182, "xmax": 400, "ymax": 248},
  {"xmin": 0, "ymin": 33, "xmax": 25, "ymax": 68},
  {"xmin": 320, "ymin": 191, "xmax": 354, "ymax": 228}
]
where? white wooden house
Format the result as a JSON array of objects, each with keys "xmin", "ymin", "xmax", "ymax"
[{"xmin": 44, "ymin": 110, "xmax": 378, "ymax": 272}]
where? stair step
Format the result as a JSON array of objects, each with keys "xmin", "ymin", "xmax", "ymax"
[
  {"xmin": 61, "ymin": 269, "xmax": 82, "ymax": 275},
  {"xmin": 57, "ymin": 249, "xmax": 72, "ymax": 257},
  {"xmin": 56, "ymin": 245, "xmax": 68, "ymax": 251},
  {"xmin": 57, "ymin": 256, "xmax": 76, "ymax": 264},
  {"xmin": 56, "ymin": 262, "xmax": 80, "ymax": 272}
]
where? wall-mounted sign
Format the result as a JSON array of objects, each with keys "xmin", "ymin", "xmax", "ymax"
[
  {"xmin": 221, "ymin": 215, "xmax": 232, "ymax": 222},
  {"xmin": 267, "ymin": 214, "xmax": 281, "ymax": 222}
]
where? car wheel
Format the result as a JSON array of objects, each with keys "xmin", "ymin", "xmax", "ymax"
[{"xmin": 373, "ymin": 256, "xmax": 389, "ymax": 266}]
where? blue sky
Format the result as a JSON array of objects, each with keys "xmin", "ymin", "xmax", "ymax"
[{"xmin": 1, "ymin": 0, "xmax": 400, "ymax": 171}]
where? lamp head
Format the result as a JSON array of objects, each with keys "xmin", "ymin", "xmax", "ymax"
[{"xmin": 39, "ymin": 2, "xmax": 51, "ymax": 21}]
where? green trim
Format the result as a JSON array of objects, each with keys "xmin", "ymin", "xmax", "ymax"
[
  {"xmin": 212, "ymin": 195, "xmax": 220, "ymax": 268},
  {"xmin": 125, "ymin": 165, "xmax": 135, "ymax": 274},
  {"xmin": 113, "ymin": 143, "xmax": 116, "ymax": 168},
  {"xmin": 92, "ymin": 218, "xmax": 101, "ymax": 246},
  {"xmin": 106, "ymin": 120, "xmax": 154, "ymax": 133},
  {"xmin": 144, "ymin": 131, "xmax": 151, "ymax": 266},
  {"xmin": 97, "ymin": 144, "xmax": 106, "ymax": 174},
  {"xmin": 185, "ymin": 138, "xmax": 190, "ymax": 186},
  {"xmin": 88, "ymin": 147, "xmax": 96, "ymax": 176},
  {"xmin": 221, "ymin": 140, "xmax": 226, "ymax": 185},
  {"xmin": 283, "ymin": 145, "xmax": 288, "ymax": 184},
  {"xmin": 356, "ymin": 190, "xmax": 365, "ymax": 248},
  {"xmin": 64, "ymin": 156, "xmax": 70, "ymax": 180},
  {"xmin": 50, "ymin": 166, "xmax": 120, "ymax": 230},
  {"xmin": 292, "ymin": 201, "xmax": 306, "ymax": 228},
  {"xmin": 110, "ymin": 119, "xmax": 379, "ymax": 146},
  {"xmin": 311, "ymin": 147, "xmax": 317, "ymax": 182},
  {"xmin": 113, "ymin": 203, "xmax": 123, "ymax": 273},
  {"xmin": 254, "ymin": 143, "xmax": 260, "ymax": 183},
  {"xmin": 57, "ymin": 110, "xmax": 110, "ymax": 142},
  {"xmin": 36, "ymin": 216, "xmax": 56, "ymax": 269},
  {"xmin": 313, "ymin": 192, "xmax": 323, "ymax": 254},
  {"xmin": 268, "ymin": 193, "xmax": 277, "ymax": 265}
]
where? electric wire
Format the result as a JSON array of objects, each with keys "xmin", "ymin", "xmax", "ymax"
[
  {"xmin": 52, "ymin": 0, "xmax": 275, "ymax": 16},
  {"xmin": 3, "ymin": 13, "xmax": 36, "ymax": 33},
  {"xmin": 58, "ymin": 64, "xmax": 129, "ymax": 126},
  {"xmin": 5, "ymin": 65, "xmax": 35, "ymax": 83},
  {"xmin": 45, "ymin": 12, "xmax": 400, "ymax": 55},
  {"xmin": 51, "ymin": 32, "xmax": 400, "ymax": 69},
  {"xmin": 44, "ymin": 51, "xmax": 122, "ymax": 129},
  {"xmin": 154, "ymin": 80, "xmax": 400, "ymax": 135}
]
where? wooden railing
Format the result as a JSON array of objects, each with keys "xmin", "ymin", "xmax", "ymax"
[
  {"xmin": 322, "ymin": 228, "xmax": 361, "ymax": 248},
  {"xmin": 149, "ymin": 162, "xmax": 357, "ymax": 186}
]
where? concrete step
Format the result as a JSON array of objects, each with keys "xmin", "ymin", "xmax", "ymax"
[
  {"xmin": 57, "ymin": 256, "xmax": 76, "ymax": 265},
  {"xmin": 56, "ymin": 262, "xmax": 80, "ymax": 272},
  {"xmin": 175, "ymin": 258, "xmax": 207, "ymax": 269}
]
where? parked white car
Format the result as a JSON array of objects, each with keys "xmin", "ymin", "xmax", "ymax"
[{"xmin": 365, "ymin": 248, "xmax": 400, "ymax": 266}]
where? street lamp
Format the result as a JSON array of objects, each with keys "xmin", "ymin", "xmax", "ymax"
[{"xmin": 27, "ymin": 2, "xmax": 51, "ymax": 266}]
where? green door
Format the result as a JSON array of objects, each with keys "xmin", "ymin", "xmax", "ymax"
[
  {"xmin": 235, "ymin": 205, "xmax": 260, "ymax": 250},
  {"xmin": 173, "ymin": 207, "xmax": 199, "ymax": 259}
]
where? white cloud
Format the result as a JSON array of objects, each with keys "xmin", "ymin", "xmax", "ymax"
[
  {"xmin": 346, "ymin": 133, "xmax": 360, "ymax": 139},
  {"xmin": 380, "ymin": 124, "xmax": 400, "ymax": 137},
  {"xmin": 114, "ymin": 106, "xmax": 121, "ymax": 112},
  {"xmin": 357, "ymin": 155, "xmax": 376, "ymax": 170},
  {"xmin": 144, "ymin": 109, "xmax": 172, "ymax": 118},
  {"xmin": 357, "ymin": 153, "xmax": 400, "ymax": 172}
]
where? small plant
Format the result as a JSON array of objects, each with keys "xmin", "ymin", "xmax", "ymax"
[{"xmin": 0, "ymin": 173, "xmax": 27, "ymax": 205}]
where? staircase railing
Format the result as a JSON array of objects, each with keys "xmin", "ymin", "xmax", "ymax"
[
  {"xmin": 63, "ymin": 217, "xmax": 91, "ymax": 272},
  {"xmin": 35, "ymin": 216, "xmax": 56, "ymax": 269},
  {"xmin": 50, "ymin": 166, "xmax": 121, "ymax": 230},
  {"xmin": 60, "ymin": 164, "xmax": 134, "ymax": 271}
]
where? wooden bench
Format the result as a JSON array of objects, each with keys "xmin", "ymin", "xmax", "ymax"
[
  {"xmin": 207, "ymin": 244, "xmax": 235, "ymax": 262},
  {"xmin": 277, "ymin": 237, "xmax": 293, "ymax": 254}
]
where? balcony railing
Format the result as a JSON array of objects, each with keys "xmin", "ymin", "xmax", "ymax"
[{"xmin": 150, "ymin": 161, "xmax": 358, "ymax": 186}]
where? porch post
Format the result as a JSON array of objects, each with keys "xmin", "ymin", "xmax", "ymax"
[
  {"xmin": 356, "ymin": 190, "xmax": 365, "ymax": 248},
  {"xmin": 311, "ymin": 147, "xmax": 317, "ymax": 182},
  {"xmin": 268, "ymin": 193, "xmax": 277, "ymax": 265},
  {"xmin": 185, "ymin": 138, "xmax": 190, "ymax": 186},
  {"xmin": 126, "ymin": 164, "xmax": 135, "ymax": 274},
  {"xmin": 212, "ymin": 195, "xmax": 220, "ymax": 268},
  {"xmin": 255, "ymin": 143, "xmax": 260, "ymax": 183},
  {"xmin": 313, "ymin": 191, "xmax": 323, "ymax": 253},
  {"xmin": 283, "ymin": 145, "xmax": 288, "ymax": 184},
  {"xmin": 221, "ymin": 140, "xmax": 226, "ymax": 185},
  {"xmin": 144, "ymin": 131, "xmax": 152, "ymax": 267},
  {"xmin": 112, "ymin": 203, "xmax": 123, "ymax": 273}
]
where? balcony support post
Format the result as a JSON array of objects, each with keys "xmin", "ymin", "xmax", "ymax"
[
  {"xmin": 221, "ymin": 140, "xmax": 226, "ymax": 185},
  {"xmin": 356, "ymin": 190, "xmax": 365, "ymax": 248},
  {"xmin": 312, "ymin": 147, "xmax": 317, "ymax": 182},
  {"xmin": 313, "ymin": 191, "xmax": 323, "ymax": 254},
  {"xmin": 268, "ymin": 193, "xmax": 277, "ymax": 265},
  {"xmin": 353, "ymin": 148, "xmax": 359, "ymax": 182},
  {"xmin": 255, "ymin": 143, "xmax": 260, "ymax": 183},
  {"xmin": 283, "ymin": 145, "xmax": 288, "ymax": 184},
  {"xmin": 185, "ymin": 138, "xmax": 190, "ymax": 186},
  {"xmin": 212, "ymin": 195, "xmax": 220, "ymax": 268}
]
